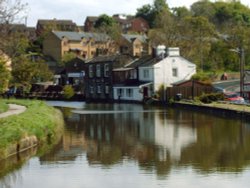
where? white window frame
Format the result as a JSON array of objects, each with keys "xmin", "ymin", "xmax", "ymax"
[
  {"xmin": 105, "ymin": 85, "xmax": 109, "ymax": 94},
  {"xmin": 96, "ymin": 64, "xmax": 101, "ymax": 77},
  {"xmin": 143, "ymin": 69, "xmax": 149, "ymax": 79},
  {"xmin": 126, "ymin": 88, "xmax": 133, "ymax": 97},
  {"xmin": 97, "ymin": 85, "xmax": 102, "ymax": 94},
  {"xmin": 90, "ymin": 86, "xmax": 94, "ymax": 94},
  {"xmin": 89, "ymin": 65, "xmax": 94, "ymax": 78},
  {"xmin": 104, "ymin": 64, "xmax": 109, "ymax": 77},
  {"xmin": 118, "ymin": 88, "xmax": 124, "ymax": 97}
]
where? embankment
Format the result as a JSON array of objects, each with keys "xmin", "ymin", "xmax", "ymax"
[{"xmin": 0, "ymin": 99, "xmax": 64, "ymax": 160}]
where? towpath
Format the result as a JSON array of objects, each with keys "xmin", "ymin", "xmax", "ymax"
[{"xmin": 0, "ymin": 104, "xmax": 26, "ymax": 118}]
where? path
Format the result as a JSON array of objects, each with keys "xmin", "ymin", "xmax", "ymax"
[{"xmin": 0, "ymin": 104, "xmax": 27, "ymax": 118}]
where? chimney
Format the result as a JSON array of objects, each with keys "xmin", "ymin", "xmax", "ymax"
[{"xmin": 167, "ymin": 47, "xmax": 180, "ymax": 57}]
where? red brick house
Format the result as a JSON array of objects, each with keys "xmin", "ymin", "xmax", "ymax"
[{"xmin": 84, "ymin": 16, "xmax": 98, "ymax": 32}]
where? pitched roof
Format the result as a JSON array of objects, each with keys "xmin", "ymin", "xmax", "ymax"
[
  {"xmin": 86, "ymin": 16, "xmax": 99, "ymax": 22},
  {"xmin": 52, "ymin": 31, "xmax": 110, "ymax": 41},
  {"xmin": 122, "ymin": 34, "xmax": 147, "ymax": 43},
  {"xmin": 37, "ymin": 19, "xmax": 76, "ymax": 25}
]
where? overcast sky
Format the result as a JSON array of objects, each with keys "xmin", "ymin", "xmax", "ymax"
[{"xmin": 21, "ymin": 0, "xmax": 250, "ymax": 27}]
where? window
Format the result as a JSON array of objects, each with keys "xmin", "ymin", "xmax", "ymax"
[
  {"xmin": 89, "ymin": 65, "xmax": 94, "ymax": 78},
  {"xmin": 118, "ymin": 88, "xmax": 124, "ymax": 97},
  {"xmin": 90, "ymin": 86, "xmax": 94, "ymax": 94},
  {"xmin": 97, "ymin": 85, "xmax": 102, "ymax": 94},
  {"xmin": 96, "ymin": 64, "xmax": 101, "ymax": 77},
  {"xmin": 172, "ymin": 68, "xmax": 178, "ymax": 77},
  {"xmin": 126, "ymin": 89, "xmax": 133, "ymax": 97},
  {"xmin": 104, "ymin": 64, "xmax": 109, "ymax": 77},
  {"xmin": 143, "ymin": 69, "xmax": 149, "ymax": 79},
  {"xmin": 105, "ymin": 85, "xmax": 109, "ymax": 94}
]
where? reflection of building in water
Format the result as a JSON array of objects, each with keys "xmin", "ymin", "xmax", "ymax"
[{"xmin": 138, "ymin": 111, "xmax": 197, "ymax": 162}]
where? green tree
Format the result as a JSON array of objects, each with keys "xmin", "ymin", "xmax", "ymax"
[
  {"xmin": 136, "ymin": 0, "xmax": 170, "ymax": 28},
  {"xmin": 94, "ymin": 14, "xmax": 115, "ymax": 28},
  {"xmin": 0, "ymin": 56, "xmax": 11, "ymax": 94},
  {"xmin": 11, "ymin": 55, "xmax": 53, "ymax": 91}
]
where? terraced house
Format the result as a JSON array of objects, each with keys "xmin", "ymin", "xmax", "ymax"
[{"xmin": 43, "ymin": 31, "xmax": 115, "ymax": 62}]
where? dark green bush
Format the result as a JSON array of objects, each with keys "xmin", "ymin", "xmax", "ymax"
[{"xmin": 199, "ymin": 93, "xmax": 224, "ymax": 104}]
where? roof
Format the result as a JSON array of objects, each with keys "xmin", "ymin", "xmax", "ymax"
[
  {"xmin": 114, "ymin": 80, "xmax": 152, "ymax": 87},
  {"xmin": 86, "ymin": 54, "xmax": 133, "ymax": 68},
  {"xmin": 85, "ymin": 16, "xmax": 98, "ymax": 22},
  {"xmin": 86, "ymin": 55, "xmax": 118, "ymax": 63},
  {"xmin": 52, "ymin": 31, "xmax": 110, "ymax": 41},
  {"xmin": 122, "ymin": 34, "xmax": 147, "ymax": 43},
  {"xmin": 125, "ymin": 55, "xmax": 156, "ymax": 68},
  {"xmin": 37, "ymin": 19, "xmax": 76, "ymax": 25}
]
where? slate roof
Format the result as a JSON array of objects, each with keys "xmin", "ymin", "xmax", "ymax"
[
  {"xmin": 52, "ymin": 31, "xmax": 110, "ymax": 41},
  {"xmin": 86, "ymin": 16, "xmax": 98, "ymax": 22},
  {"xmin": 122, "ymin": 34, "xmax": 148, "ymax": 43},
  {"xmin": 37, "ymin": 19, "xmax": 76, "ymax": 25}
]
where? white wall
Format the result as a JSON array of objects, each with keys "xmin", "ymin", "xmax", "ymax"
[
  {"xmin": 138, "ymin": 67, "xmax": 154, "ymax": 82},
  {"xmin": 153, "ymin": 56, "xmax": 196, "ymax": 91},
  {"xmin": 113, "ymin": 87, "xmax": 143, "ymax": 101}
]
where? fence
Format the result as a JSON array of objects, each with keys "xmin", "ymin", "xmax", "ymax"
[{"xmin": 166, "ymin": 85, "xmax": 213, "ymax": 100}]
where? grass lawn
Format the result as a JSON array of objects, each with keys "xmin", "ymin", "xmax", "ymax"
[
  {"xmin": 0, "ymin": 99, "xmax": 8, "ymax": 113},
  {"xmin": 0, "ymin": 99, "xmax": 64, "ymax": 159}
]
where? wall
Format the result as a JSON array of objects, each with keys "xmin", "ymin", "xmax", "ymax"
[
  {"xmin": 43, "ymin": 33, "xmax": 62, "ymax": 62},
  {"xmin": 153, "ymin": 57, "xmax": 196, "ymax": 91},
  {"xmin": 113, "ymin": 87, "xmax": 143, "ymax": 101}
]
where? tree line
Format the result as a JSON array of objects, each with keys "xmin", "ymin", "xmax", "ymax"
[{"xmin": 137, "ymin": 0, "xmax": 250, "ymax": 72}]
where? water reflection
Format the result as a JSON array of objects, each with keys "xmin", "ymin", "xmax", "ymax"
[
  {"xmin": 2, "ymin": 103, "xmax": 250, "ymax": 188},
  {"xmin": 40, "ymin": 104, "xmax": 250, "ymax": 177}
]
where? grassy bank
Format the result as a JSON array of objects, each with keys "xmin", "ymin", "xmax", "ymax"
[
  {"xmin": 0, "ymin": 100, "xmax": 8, "ymax": 113},
  {"xmin": 0, "ymin": 99, "xmax": 64, "ymax": 160}
]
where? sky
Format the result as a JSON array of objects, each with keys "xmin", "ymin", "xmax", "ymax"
[{"xmin": 20, "ymin": 0, "xmax": 250, "ymax": 27}]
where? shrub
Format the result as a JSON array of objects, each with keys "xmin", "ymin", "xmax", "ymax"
[
  {"xmin": 199, "ymin": 93, "xmax": 224, "ymax": 104},
  {"xmin": 62, "ymin": 85, "xmax": 75, "ymax": 99}
]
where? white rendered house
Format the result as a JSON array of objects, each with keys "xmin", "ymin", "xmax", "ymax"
[{"xmin": 139, "ymin": 47, "xmax": 196, "ymax": 92}]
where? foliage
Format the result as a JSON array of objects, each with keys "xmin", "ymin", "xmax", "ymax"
[
  {"xmin": 138, "ymin": 1, "xmax": 250, "ymax": 72},
  {"xmin": 198, "ymin": 92, "xmax": 224, "ymax": 104},
  {"xmin": 136, "ymin": 0, "xmax": 170, "ymax": 28},
  {"xmin": 95, "ymin": 14, "xmax": 116, "ymax": 28},
  {"xmin": 0, "ymin": 99, "xmax": 64, "ymax": 153},
  {"xmin": 61, "ymin": 52, "xmax": 76, "ymax": 65},
  {"xmin": 155, "ymin": 84, "xmax": 166, "ymax": 101},
  {"xmin": 11, "ymin": 55, "xmax": 53, "ymax": 91},
  {"xmin": 0, "ymin": 56, "xmax": 11, "ymax": 94},
  {"xmin": 62, "ymin": 85, "xmax": 75, "ymax": 99},
  {"xmin": 191, "ymin": 72, "xmax": 217, "ymax": 84}
]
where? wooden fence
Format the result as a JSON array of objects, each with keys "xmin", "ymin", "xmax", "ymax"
[{"xmin": 166, "ymin": 86, "xmax": 213, "ymax": 100}]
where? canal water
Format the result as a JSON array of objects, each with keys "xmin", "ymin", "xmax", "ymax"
[{"xmin": 1, "ymin": 102, "xmax": 250, "ymax": 188}]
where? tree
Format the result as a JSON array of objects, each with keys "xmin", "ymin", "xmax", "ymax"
[
  {"xmin": 136, "ymin": 0, "xmax": 170, "ymax": 28},
  {"xmin": 94, "ymin": 14, "xmax": 115, "ymax": 28},
  {"xmin": 11, "ymin": 55, "xmax": 53, "ymax": 92},
  {"xmin": 0, "ymin": 55, "xmax": 11, "ymax": 94},
  {"xmin": 0, "ymin": 0, "xmax": 27, "ymax": 53}
]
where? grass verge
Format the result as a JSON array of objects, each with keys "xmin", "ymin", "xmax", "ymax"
[
  {"xmin": 0, "ymin": 99, "xmax": 8, "ymax": 113},
  {"xmin": 0, "ymin": 99, "xmax": 64, "ymax": 159}
]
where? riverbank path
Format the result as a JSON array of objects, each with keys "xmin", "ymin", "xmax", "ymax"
[{"xmin": 0, "ymin": 104, "xmax": 27, "ymax": 118}]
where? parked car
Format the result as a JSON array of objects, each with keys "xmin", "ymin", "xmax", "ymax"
[{"xmin": 224, "ymin": 92, "xmax": 245, "ymax": 104}]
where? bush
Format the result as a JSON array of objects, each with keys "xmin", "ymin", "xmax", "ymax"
[
  {"xmin": 199, "ymin": 93, "xmax": 224, "ymax": 104},
  {"xmin": 62, "ymin": 85, "xmax": 75, "ymax": 99}
]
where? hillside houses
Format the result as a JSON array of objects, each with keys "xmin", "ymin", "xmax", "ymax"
[{"xmin": 43, "ymin": 31, "xmax": 115, "ymax": 62}]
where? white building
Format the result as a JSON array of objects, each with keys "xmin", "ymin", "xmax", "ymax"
[
  {"xmin": 139, "ymin": 47, "xmax": 196, "ymax": 92},
  {"xmin": 112, "ymin": 47, "xmax": 196, "ymax": 102}
]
